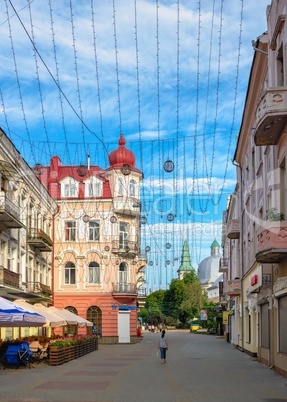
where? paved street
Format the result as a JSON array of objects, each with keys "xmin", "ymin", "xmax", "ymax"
[{"xmin": 0, "ymin": 330, "xmax": 287, "ymax": 402}]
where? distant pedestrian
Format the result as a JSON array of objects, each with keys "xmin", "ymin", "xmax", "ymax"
[
  {"xmin": 158, "ymin": 329, "xmax": 168, "ymax": 364},
  {"xmin": 159, "ymin": 323, "xmax": 163, "ymax": 332}
]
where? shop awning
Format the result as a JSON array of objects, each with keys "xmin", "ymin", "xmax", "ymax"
[
  {"xmin": 14, "ymin": 300, "xmax": 66, "ymax": 328},
  {"xmin": 49, "ymin": 307, "xmax": 93, "ymax": 327}
]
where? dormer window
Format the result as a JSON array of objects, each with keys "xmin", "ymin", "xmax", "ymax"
[
  {"xmin": 61, "ymin": 177, "xmax": 78, "ymax": 198},
  {"xmin": 64, "ymin": 183, "xmax": 77, "ymax": 197},
  {"xmin": 85, "ymin": 177, "xmax": 102, "ymax": 197}
]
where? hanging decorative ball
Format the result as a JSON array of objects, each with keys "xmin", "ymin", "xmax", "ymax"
[
  {"xmin": 121, "ymin": 163, "xmax": 131, "ymax": 175},
  {"xmin": 163, "ymin": 159, "xmax": 174, "ymax": 172},
  {"xmin": 166, "ymin": 260, "xmax": 170, "ymax": 265},
  {"xmin": 32, "ymin": 163, "xmax": 44, "ymax": 176},
  {"xmin": 140, "ymin": 216, "xmax": 147, "ymax": 224},
  {"xmin": 149, "ymin": 261, "xmax": 154, "ymax": 266},
  {"xmin": 115, "ymin": 260, "xmax": 120, "ymax": 265},
  {"xmin": 145, "ymin": 246, "xmax": 151, "ymax": 252},
  {"xmin": 110, "ymin": 215, "xmax": 117, "ymax": 223},
  {"xmin": 77, "ymin": 165, "xmax": 88, "ymax": 177},
  {"xmin": 104, "ymin": 246, "xmax": 110, "ymax": 252},
  {"xmin": 167, "ymin": 213, "xmax": 174, "ymax": 221},
  {"xmin": 125, "ymin": 246, "xmax": 130, "ymax": 252},
  {"xmin": 82, "ymin": 214, "xmax": 90, "ymax": 223},
  {"xmin": 132, "ymin": 260, "xmax": 137, "ymax": 265},
  {"xmin": 166, "ymin": 242, "xmax": 171, "ymax": 249}
]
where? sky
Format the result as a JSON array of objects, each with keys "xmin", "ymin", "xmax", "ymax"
[{"xmin": 0, "ymin": 0, "xmax": 271, "ymax": 291}]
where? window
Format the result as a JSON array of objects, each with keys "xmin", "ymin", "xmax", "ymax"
[
  {"xmin": 119, "ymin": 221, "xmax": 129, "ymax": 248},
  {"xmin": 279, "ymin": 295, "xmax": 287, "ymax": 354},
  {"xmin": 118, "ymin": 178, "xmax": 124, "ymax": 196},
  {"xmin": 88, "ymin": 262, "xmax": 100, "ymax": 284},
  {"xmin": 87, "ymin": 306, "xmax": 102, "ymax": 337},
  {"xmin": 65, "ymin": 262, "xmax": 76, "ymax": 284},
  {"xmin": 88, "ymin": 221, "xmax": 100, "ymax": 241},
  {"xmin": 119, "ymin": 262, "xmax": 128, "ymax": 291},
  {"xmin": 88, "ymin": 178, "xmax": 102, "ymax": 197},
  {"xmin": 129, "ymin": 179, "xmax": 136, "ymax": 197},
  {"xmin": 65, "ymin": 221, "xmax": 76, "ymax": 241},
  {"xmin": 261, "ymin": 303, "xmax": 269, "ymax": 348},
  {"xmin": 64, "ymin": 182, "xmax": 77, "ymax": 197}
]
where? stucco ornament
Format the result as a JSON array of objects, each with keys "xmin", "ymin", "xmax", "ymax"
[
  {"xmin": 258, "ymin": 288, "xmax": 273, "ymax": 310},
  {"xmin": 273, "ymin": 276, "xmax": 287, "ymax": 294},
  {"xmin": 248, "ymin": 294, "xmax": 258, "ymax": 315}
]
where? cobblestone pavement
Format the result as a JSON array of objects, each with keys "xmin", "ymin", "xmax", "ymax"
[{"xmin": 0, "ymin": 330, "xmax": 287, "ymax": 402}]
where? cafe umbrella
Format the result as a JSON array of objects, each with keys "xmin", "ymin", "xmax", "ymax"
[{"xmin": 0, "ymin": 296, "xmax": 46, "ymax": 327}]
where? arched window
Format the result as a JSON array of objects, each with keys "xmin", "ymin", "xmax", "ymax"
[
  {"xmin": 88, "ymin": 262, "xmax": 100, "ymax": 284},
  {"xmin": 65, "ymin": 262, "xmax": 75, "ymax": 284},
  {"xmin": 65, "ymin": 306, "xmax": 78, "ymax": 314},
  {"xmin": 87, "ymin": 306, "xmax": 102, "ymax": 337},
  {"xmin": 119, "ymin": 262, "xmax": 128, "ymax": 292},
  {"xmin": 118, "ymin": 178, "xmax": 124, "ymax": 196},
  {"xmin": 64, "ymin": 306, "xmax": 78, "ymax": 336},
  {"xmin": 129, "ymin": 179, "xmax": 136, "ymax": 196}
]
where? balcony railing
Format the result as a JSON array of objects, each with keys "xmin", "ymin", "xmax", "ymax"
[
  {"xmin": 256, "ymin": 222, "xmax": 287, "ymax": 263},
  {"xmin": 219, "ymin": 258, "xmax": 228, "ymax": 273},
  {"xmin": 27, "ymin": 281, "xmax": 52, "ymax": 295},
  {"xmin": 27, "ymin": 228, "xmax": 53, "ymax": 252},
  {"xmin": 113, "ymin": 198, "xmax": 141, "ymax": 217},
  {"xmin": 0, "ymin": 195, "xmax": 24, "ymax": 228},
  {"xmin": 226, "ymin": 279, "xmax": 241, "ymax": 296},
  {"xmin": 254, "ymin": 87, "xmax": 287, "ymax": 146},
  {"xmin": 111, "ymin": 239, "xmax": 139, "ymax": 258},
  {"xmin": 112, "ymin": 283, "xmax": 137, "ymax": 294},
  {"xmin": 227, "ymin": 219, "xmax": 240, "ymax": 239},
  {"xmin": 0, "ymin": 265, "xmax": 20, "ymax": 289}
]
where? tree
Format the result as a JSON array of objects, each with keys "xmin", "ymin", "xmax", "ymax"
[{"xmin": 138, "ymin": 289, "xmax": 166, "ymax": 324}]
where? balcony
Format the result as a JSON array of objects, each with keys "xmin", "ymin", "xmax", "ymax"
[
  {"xmin": 0, "ymin": 265, "xmax": 20, "ymax": 289},
  {"xmin": 219, "ymin": 258, "xmax": 228, "ymax": 273},
  {"xmin": 227, "ymin": 219, "xmax": 240, "ymax": 239},
  {"xmin": 256, "ymin": 222, "xmax": 287, "ymax": 263},
  {"xmin": 0, "ymin": 195, "xmax": 24, "ymax": 228},
  {"xmin": 254, "ymin": 87, "xmax": 287, "ymax": 146},
  {"xmin": 27, "ymin": 228, "xmax": 53, "ymax": 252},
  {"xmin": 113, "ymin": 198, "xmax": 141, "ymax": 217},
  {"xmin": 112, "ymin": 283, "xmax": 137, "ymax": 294},
  {"xmin": 27, "ymin": 282, "xmax": 52, "ymax": 295},
  {"xmin": 111, "ymin": 240, "xmax": 139, "ymax": 258},
  {"xmin": 226, "ymin": 279, "xmax": 241, "ymax": 296}
]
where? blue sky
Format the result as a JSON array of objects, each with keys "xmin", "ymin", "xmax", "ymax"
[{"xmin": 0, "ymin": 0, "xmax": 270, "ymax": 291}]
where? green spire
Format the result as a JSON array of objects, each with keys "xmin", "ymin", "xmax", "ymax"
[
  {"xmin": 178, "ymin": 240, "xmax": 194, "ymax": 272},
  {"xmin": 211, "ymin": 239, "xmax": 220, "ymax": 248}
]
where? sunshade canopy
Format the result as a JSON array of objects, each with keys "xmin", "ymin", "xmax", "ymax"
[
  {"xmin": 0, "ymin": 296, "xmax": 46, "ymax": 327},
  {"xmin": 49, "ymin": 307, "xmax": 93, "ymax": 327},
  {"xmin": 14, "ymin": 300, "xmax": 66, "ymax": 328}
]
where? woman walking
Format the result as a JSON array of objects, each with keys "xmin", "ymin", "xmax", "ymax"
[{"xmin": 158, "ymin": 329, "xmax": 168, "ymax": 364}]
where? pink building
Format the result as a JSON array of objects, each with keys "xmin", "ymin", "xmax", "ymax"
[{"xmin": 39, "ymin": 134, "xmax": 146, "ymax": 343}]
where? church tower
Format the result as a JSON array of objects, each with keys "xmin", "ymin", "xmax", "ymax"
[{"xmin": 177, "ymin": 240, "xmax": 194, "ymax": 280}]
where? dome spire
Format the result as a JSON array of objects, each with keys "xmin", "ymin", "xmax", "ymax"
[{"xmin": 108, "ymin": 133, "xmax": 136, "ymax": 169}]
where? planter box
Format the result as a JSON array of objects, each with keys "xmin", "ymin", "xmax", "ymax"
[{"xmin": 49, "ymin": 346, "xmax": 65, "ymax": 366}]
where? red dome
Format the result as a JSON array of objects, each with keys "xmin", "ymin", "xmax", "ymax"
[{"xmin": 108, "ymin": 134, "xmax": 136, "ymax": 168}]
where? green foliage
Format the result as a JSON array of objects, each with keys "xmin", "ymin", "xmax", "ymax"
[
  {"xmin": 265, "ymin": 208, "xmax": 285, "ymax": 221},
  {"xmin": 139, "ymin": 271, "xmax": 210, "ymax": 326}
]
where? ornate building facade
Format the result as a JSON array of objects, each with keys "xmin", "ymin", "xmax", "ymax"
[
  {"xmin": 221, "ymin": 0, "xmax": 287, "ymax": 378},
  {"xmin": 0, "ymin": 127, "xmax": 58, "ymax": 340},
  {"xmin": 38, "ymin": 134, "xmax": 146, "ymax": 343}
]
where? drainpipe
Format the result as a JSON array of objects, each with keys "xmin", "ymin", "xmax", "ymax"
[
  {"xmin": 232, "ymin": 160, "xmax": 244, "ymax": 351},
  {"xmin": 51, "ymin": 205, "xmax": 60, "ymax": 306}
]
